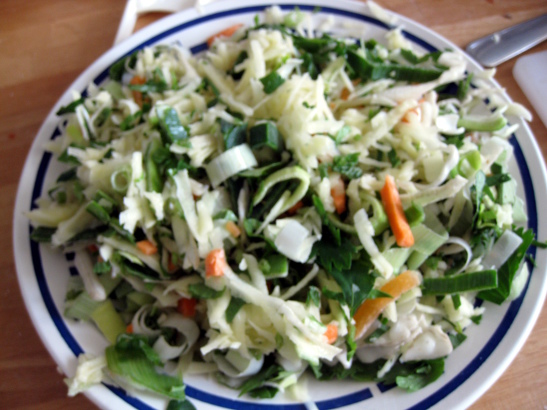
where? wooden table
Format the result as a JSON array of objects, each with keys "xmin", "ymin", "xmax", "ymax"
[{"xmin": 1, "ymin": 0, "xmax": 546, "ymax": 408}]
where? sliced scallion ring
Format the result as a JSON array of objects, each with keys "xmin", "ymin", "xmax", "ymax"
[{"xmin": 204, "ymin": 143, "xmax": 257, "ymax": 187}]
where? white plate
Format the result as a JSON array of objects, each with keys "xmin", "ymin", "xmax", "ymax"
[{"xmin": 12, "ymin": 1, "xmax": 547, "ymax": 409}]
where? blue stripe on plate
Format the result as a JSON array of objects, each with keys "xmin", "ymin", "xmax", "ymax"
[{"xmin": 28, "ymin": 4, "xmax": 538, "ymax": 410}]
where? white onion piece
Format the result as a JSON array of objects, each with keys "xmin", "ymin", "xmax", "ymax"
[
  {"xmin": 438, "ymin": 237, "xmax": 473, "ymax": 274},
  {"xmin": 205, "ymin": 144, "xmax": 257, "ymax": 188},
  {"xmin": 152, "ymin": 314, "xmax": 200, "ymax": 362},
  {"xmin": 213, "ymin": 350, "xmax": 264, "ymax": 378},
  {"xmin": 131, "ymin": 305, "xmax": 161, "ymax": 337},
  {"xmin": 274, "ymin": 220, "xmax": 316, "ymax": 263},
  {"xmin": 481, "ymin": 229, "xmax": 523, "ymax": 270}
]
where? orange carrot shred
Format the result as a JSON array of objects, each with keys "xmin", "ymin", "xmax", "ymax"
[
  {"xmin": 287, "ymin": 200, "xmax": 304, "ymax": 215},
  {"xmin": 380, "ymin": 175, "xmax": 414, "ymax": 247},
  {"xmin": 340, "ymin": 87, "xmax": 350, "ymax": 101},
  {"xmin": 126, "ymin": 323, "xmax": 134, "ymax": 334},
  {"xmin": 353, "ymin": 270, "xmax": 420, "ymax": 339},
  {"xmin": 225, "ymin": 221, "xmax": 241, "ymax": 238},
  {"xmin": 177, "ymin": 298, "xmax": 197, "ymax": 318},
  {"xmin": 324, "ymin": 323, "xmax": 338, "ymax": 344},
  {"xmin": 207, "ymin": 24, "xmax": 243, "ymax": 47},
  {"xmin": 331, "ymin": 178, "xmax": 347, "ymax": 215},
  {"xmin": 167, "ymin": 254, "xmax": 178, "ymax": 273},
  {"xmin": 205, "ymin": 248, "xmax": 227, "ymax": 277},
  {"xmin": 136, "ymin": 239, "xmax": 158, "ymax": 255},
  {"xmin": 129, "ymin": 75, "xmax": 146, "ymax": 107}
]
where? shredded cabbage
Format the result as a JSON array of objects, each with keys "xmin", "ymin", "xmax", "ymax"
[{"xmin": 29, "ymin": 5, "xmax": 537, "ymax": 404}]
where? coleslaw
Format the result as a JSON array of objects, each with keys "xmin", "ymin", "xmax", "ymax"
[{"xmin": 27, "ymin": 5, "xmax": 539, "ymax": 408}]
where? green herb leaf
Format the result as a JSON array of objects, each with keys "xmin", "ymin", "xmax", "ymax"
[
  {"xmin": 167, "ymin": 399, "xmax": 196, "ymax": 410},
  {"xmin": 238, "ymin": 364, "xmax": 281, "ymax": 397},
  {"xmin": 106, "ymin": 334, "xmax": 185, "ymax": 400},
  {"xmin": 306, "ymin": 286, "xmax": 321, "ymax": 307},
  {"xmin": 332, "ymin": 153, "xmax": 363, "ymax": 179},
  {"xmin": 329, "ymin": 258, "xmax": 375, "ymax": 315},
  {"xmin": 390, "ymin": 359, "xmax": 445, "ymax": 392},
  {"xmin": 448, "ymin": 332, "xmax": 467, "ymax": 349},
  {"xmin": 313, "ymin": 233, "xmax": 356, "ymax": 272}
]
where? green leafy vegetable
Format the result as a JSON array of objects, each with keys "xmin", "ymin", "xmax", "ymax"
[
  {"xmin": 331, "ymin": 153, "xmax": 363, "ymax": 179},
  {"xmin": 106, "ymin": 334, "xmax": 186, "ymax": 400}
]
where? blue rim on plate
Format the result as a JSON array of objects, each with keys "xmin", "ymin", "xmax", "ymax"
[{"xmin": 25, "ymin": 4, "xmax": 539, "ymax": 410}]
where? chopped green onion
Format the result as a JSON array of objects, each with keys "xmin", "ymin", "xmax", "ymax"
[
  {"xmin": 111, "ymin": 167, "xmax": 131, "ymax": 193},
  {"xmin": 56, "ymin": 98, "xmax": 84, "ymax": 115},
  {"xmin": 156, "ymin": 105, "xmax": 188, "ymax": 144},
  {"xmin": 225, "ymin": 297, "xmax": 246, "ymax": 323},
  {"xmin": 145, "ymin": 138, "xmax": 164, "ymax": 193},
  {"xmin": 86, "ymin": 201, "xmax": 111, "ymax": 223},
  {"xmin": 30, "ymin": 226, "xmax": 57, "ymax": 243},
  {"xmin": 347, "ymin": 49, "xmax": 444, "ymax": 83},
  {"xmin": 260, "ymin": 71, "xmax": 285, "ymax": 94},
  {"xmin": 223, "ymin": 121, "xmax": 248, "ymax": 150},
  {"xmin": 57, "ymin": 168, "xmax": 78, "ymax": 183},
  {"xmin": 421, "ymin": 270, "xmax": 497, "ymax": 295},
  {"xmin": 457, "ymin": 114, "xmax": 507, "ymax": 132},
  {"xmin": 404, "ymin": 202, "xmax": 425, "ymax": 227},
  {"xmin": 260, "ymin": 254, "xmax": 289, "ymax": 278},
  {"xmin": 249, "ymin": 122, "xmax": 281, "ymax": 151}
]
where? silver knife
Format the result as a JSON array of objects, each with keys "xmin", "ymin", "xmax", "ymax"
[{"xmin": 466, "ymin": 13, "xmax": 547, "ymax": 67}]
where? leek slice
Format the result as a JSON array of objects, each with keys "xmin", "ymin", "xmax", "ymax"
[
  {"xmin": 252, "ymin": 166, "xmax": 310, "ymax": 231},
  {"xmin": 205, "ymin": 144, "xmax": 257, "ymax": 187},
  {"xmin": 249, "ymin": 121, "xmax": 281, "ymax": 151},
  {"xmin": 457, "ymin": 113, "xmax": 507, "ymax": 132},
  {"xmin": 407, "ymin": 213, "xmax": 448, "ymax": 270},
  {"xmin": 64, "ymin": 275, "xmax": 122, "ymax": 321},
  {"xmin": 90, "ymin": 299, "xmax": 126, "ymax": 344},
  {"xmin": 422, "ymin": 270, "xmax": 497, "ymax": 295}
]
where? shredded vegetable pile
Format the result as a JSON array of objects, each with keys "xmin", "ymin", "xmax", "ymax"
[{"xmin": 28, "ymin": 6, "xmax": 540, "ymax": 408}]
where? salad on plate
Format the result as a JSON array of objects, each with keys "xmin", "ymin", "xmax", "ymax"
[{"xmin": 26, "ymin": 5, "xmax": 538, "ymax": 408}]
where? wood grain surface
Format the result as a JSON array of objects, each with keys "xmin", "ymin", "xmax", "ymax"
[{"xmin": 1, "ymin": 0, "xmax": 546, "ymax": 409}]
